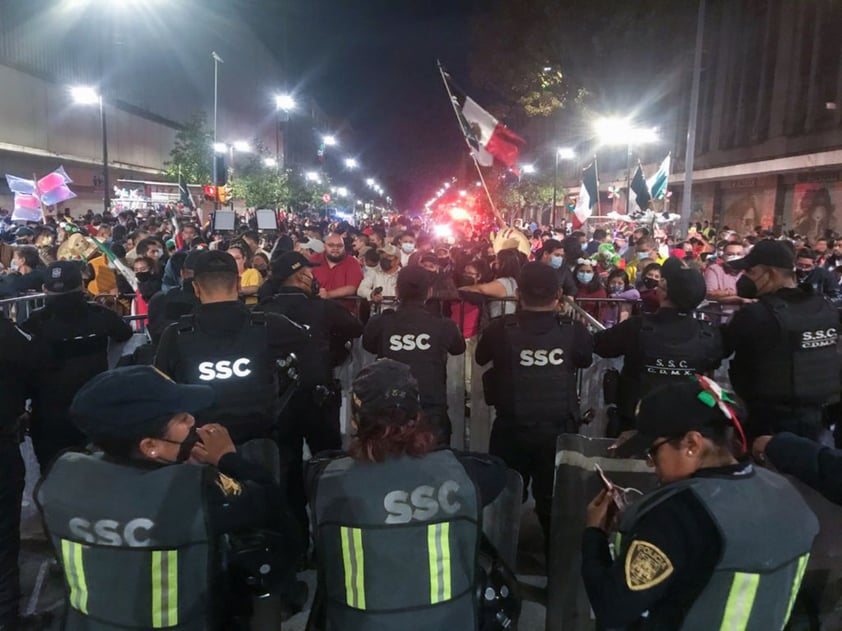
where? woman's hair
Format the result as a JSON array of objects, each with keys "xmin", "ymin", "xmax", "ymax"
[
  {"xmin": 642, "ymin": 262, "xmax": 662, "ymax": 276},
  {"xmin": 349, "ymin": 411, "xmax": 437, "ymax": 463},
  {"xmin": 669, "ymin": 424, "xmax": 741, "ymax": 460},
  {"xmin": 494, "ymin": 248, "xmax": 522, "ymax": 280},
  {"xmin": 94, "ymin": 415, "xmax": 171, "ymax": 460},
  {"xmin": 606, "ymin": 269, "xmax": 630, "ymax": 289},
  {"xmin": 228, "ymin": 241, "xmax": 253, "ymax": 267},
  {"xmin": 253, "ymin": 252, "xmax": 270, "ymax": 267}
]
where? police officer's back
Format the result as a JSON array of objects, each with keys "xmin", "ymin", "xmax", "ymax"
[
  {"xmin": 22, "ymin": 261, "xmax": 132, "ymax": 471},
  {"xmin": 723, "ymin": 240, "xmax": 840, "ymax": 439},
  {"xmin": 476, "ymin": 262, "xmax": 593, "ymax": 541},
  {"xmin": 0, "ymin": 314, "xmax": 40, "ymax": 630},
  {"xmin": 155, "ymin": 251, "xmax": 309, "ymax": 444},
  {"xmin": 37, "ymin": 366, "xmax": 302, "ymax": 630},
  {"xmin": 147, "ymin": 249, "xmax": 201, "ymax": 346},
  {"xmin": 363, "ymin": 266, "xmax": 466, "ymax": 445},
  {"xmin": 594, "ymin": 258, "xmax": 723, "ymax": 431}
]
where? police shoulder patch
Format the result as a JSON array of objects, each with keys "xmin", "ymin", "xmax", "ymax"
[
  {"xmin": 215, "ymin": 473, "xmax": 243, "ymax": 497},
  {"xmin": 624, "ymin": 540, "xmax": 674, "ymax": 591}
]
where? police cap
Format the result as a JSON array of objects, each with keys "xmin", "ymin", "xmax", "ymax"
[
  {"xmin": 352, "ymin": 359, "xmax": 420, "ymax": 420},
  {"xmin": 271, "ymin": 251, "xmax": 320, "ymax": 282},
  {"xmin": 192, "ymin": 250, "xmax": 238, "ymax": 277},
  {"xmin": 615, "ymin": 377, "xmax": 744, "ymax": 457},
  {"xmin": 44, "ymin": 260, "xmax": 84, "ymax": 293},
  {"xmin": 661, "ymin": 257, "xmax": 706, "ymax": 312},
  {"xmin": 183, "ymin": 248, "xmax": 205, "ymax": 271},
  {"xmin": 727, "ymin": 239, "xmax": 795, "ymax": 271},
  {"xmin": 71, "ymin": 366, "xmax": 214, "ymax": 441}
]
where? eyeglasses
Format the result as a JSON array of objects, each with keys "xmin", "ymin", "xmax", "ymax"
[{"xmin": 645, "ymin": 437, "xmax": 673, "ymax": 465}]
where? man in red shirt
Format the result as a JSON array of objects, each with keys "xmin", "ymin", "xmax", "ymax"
[{"xmin": 312, "ymin": 232, "xmax": 364, "ymax": 310}]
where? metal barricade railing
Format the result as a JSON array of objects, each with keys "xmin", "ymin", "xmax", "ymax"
[{"xmin": 0, "ymin": 292, "xmax": 48, "ymax": 323}]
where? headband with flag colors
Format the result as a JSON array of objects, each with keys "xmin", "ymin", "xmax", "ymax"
[{"xmin": 694, "ymin": 374, "xmax": 747, "ymax": 454}]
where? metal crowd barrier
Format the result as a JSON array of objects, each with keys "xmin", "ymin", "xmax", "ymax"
[{"xmin": 0, "ymin": 292, "xmax": 47, "ymax": 323}]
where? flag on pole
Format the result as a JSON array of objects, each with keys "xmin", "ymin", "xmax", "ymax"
[
  {"xmin": 459, "ymin": 96, "xmax": 525, "ymax": 174},
  {"xmin": 178, "ymin": 169, "xmax": 194, "ymax": 209},
  {"xmin": 630, "ymin": 164, "xmax": 651, "ymax": 213},
  {"xmin": 647, "ymin": 154, "xmax": 671, "ymax": 200},
  {"xmin": 573, "ymin": 161, "xmax": 599, "ymax": 227}
]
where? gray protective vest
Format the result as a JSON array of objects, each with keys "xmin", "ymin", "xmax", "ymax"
[
  {"xmin": 313, "ymin": 450, "xmax": 481, "ymax": 631},
  {"xmin": 618, "ymin": 467, "xmax": 818, "ymax": 631},
  {"xmin": 37, "ymin": 453, "xmax": 212, "ymax": 630}
]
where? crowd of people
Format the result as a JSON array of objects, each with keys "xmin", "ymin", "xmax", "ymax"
[{"xmin": 1, "ymin": 201, "xmax": 842, "ymax": 630}]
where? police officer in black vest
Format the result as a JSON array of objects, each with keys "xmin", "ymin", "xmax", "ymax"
[
  {"xmin": 363, "ymin": 266, "xmax": 466, "ymax": 445},
  {"xmin": 594, "ymin": 258, "xmax": 723, "ymax": 435},
  {"xmin": 37, "ymin": 366, "xmax": 302, "ymax": 630},
  {"xmin": 258, "ymin": 251, "xmax": 364, "ymax": 544},
  {"xmin": 476, "ymin": 262, "xmax": 593, "ymax": 541},
  {"xmin": 147, "ymin": 249, "xmax": 201, "ymax": 346},
  {"xmin": 22, "ymin": 261, "xmax": 133, "ymax": 472},
  {"xmin": 0, "ymin": 314, "xmax": 40, "ymax": 631},
  {"xmin": 724, "ymin": 239, "xmax": 840, "ymax": 440},
  {"xmin": 154, "ymin": 251, "xmax": 309, "ymax": 445}
]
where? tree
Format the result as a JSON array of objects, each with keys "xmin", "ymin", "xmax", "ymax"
[{"xmin": 163, "ymin": 112, "xmax": 213, "ymax": 184}]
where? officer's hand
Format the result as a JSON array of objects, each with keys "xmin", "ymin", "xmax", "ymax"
[
  {"xmin": 752, "ymin": 435, "xmax": 773, "ymax": 465},
  {"xmin": 586, "ymin": 489, "xmax": 615, "ymax": 532},
  {"xmin": 192, "ymin": 424, "xmax": 236, "ymax": 467}
]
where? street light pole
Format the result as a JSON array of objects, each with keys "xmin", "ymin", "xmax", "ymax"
[
  {"xmin": 625, "ymin": 143, "xmax": 633, "ymax": 216},
  {"xmin": 100, "ymin": 96, "xmax": 110, "ymax": 212},
  {"xmin": 552, "ymin": 150, "xmax": 559, "ymax": 228}
]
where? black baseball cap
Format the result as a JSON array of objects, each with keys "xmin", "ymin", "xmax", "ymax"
[
  {"xmin": 183, "ymin": 248, "xmax": 205, "ymax": 271},
  {"xmin": 661, "ymin": 257, "xmax": 706, "ymax": 312},
  {"xmin": 519, "ymin": 261, "xmax": 560, "ymax": 300},
  {"xmin": 44, "ymin": 260, "xmax": 83, "ymax": 293},
  {"xmin": 271, "ymin": 251, "xmax": 320, "ymax": 282},
  {"xmin": 727, "ymin": 239, "xmax": 795, "ymax": 271},
  {"xmin": 396, "ymin": 265, "xmax": 433, "ymax": 294},
  {"xmin": 193, "ymin": 250, "xmax": 238, "ymax": 276},
  {"xmin": 71, "ymin": 366, "xmax": 214, "ymax": 441},
  {"xmin": 352, "ymin": 359, "xmax": 420, "ymax": 420},
  {"xmin": 614, "ymin": 378, "xmax": 744, "ymax": 458}
]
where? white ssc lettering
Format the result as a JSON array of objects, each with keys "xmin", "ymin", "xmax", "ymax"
[
  {"xmin": 519, "ymin": 348, "xmax": 564, "ymax": 367},
  {"xmin": 68, "ymin": 517, "xmax": 155, "ymax": 547},
  {"xmin": 198, "ymin": 358, "xmax": 252, "ymax": 381},
  {"xmin": 383, "ymin": 482, "xmax": 462, "ymax": 524},
  {"xmin": 388, "ymin": 333, "xmax": 432, "ymax": 352}
]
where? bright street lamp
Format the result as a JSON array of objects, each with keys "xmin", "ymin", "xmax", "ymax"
[
  {"xmin": 263, "ymin": 157, "xmax": 278, "ymax": 168},
  {"xmin": 521, "ymin": 164, "xmax": 537, "ymax": 175},
  {"xmin": 323, "ymin": 135, "xmax": 338, "ymax": 147},
  {"xmin": 213, "ymin": 142, "xmax": 228, "ymax": 153},
  {"xmin": 305, "ymin": 171, "xmax": 321, "ymax": 183},
  {"xmin": 275, "ymin": 94, "xmax": 296, "ymax": 112},
  {"xmin": 337, "ymin": 187, "xmax": 349, "ymax": 197},
  {"xmin": 557, "ymin": 147, "xmax": 576, "ymax": 160},
  {"xmin": 366, "ymin": 178, "xmax": 376, "ymax": 187},
  {"xmin": 344, "ymin": 158, "xmax": 358, "ymax": 169},
  {"xmin": 232, "ymin": 140, "xmax": 251, "ymax": 153},
  {"xmin": 70, "ymin": 85, "xmax": 110, "ymax": 211},
  {"xmin": 593, "ymin": 117, "xmax": 659, "ymax": 214}
]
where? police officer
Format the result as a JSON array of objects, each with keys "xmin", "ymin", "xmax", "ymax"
[
  {"xmin": 37, "ymin": 366, "xmax": 302, "ymax": 630},
  {"xmin": 155, "ymin": 251, "xmax": 309, "ymax": 445},
  {"xmin": 146, "ymin": 249, "xmax": 201, "ymax": 346},
  {"xmin": 583, "ymin": 378, "xmax": 818, "ymax": 630},
  {"xmin": 476, "ymin": 262, "xmax": 593, "ymax": 541},
  {"xmin": 724, "ymin": 239, "xmax": 840, "ymax": 440},
  {"xmin": 258, "ymin": 251, "xmax": 364, "ymax": 543},
  {"xmin": 0, "ymin": 314, "xmax": 40, "ymax": 631},
  {"xmin": 594, "ymin": 257, "xmax": 723, "ymax": 435},
  {"xmin": 22, "ymin": 261, "xmax": 133, "ymax": 472},
  {"xmin": 363, "ymin": 266, "xmax": 466, "ymax": 445},
  {"xmin": 306, "ymin": 359, "xmax": 510, "ymax": 630}
]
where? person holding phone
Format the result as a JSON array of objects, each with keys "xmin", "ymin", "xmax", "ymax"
[
  {"xmin": 582, "ymin": 377, "xmax": 818, "ymax": 630},
  {"xmin": 357, "ymin": 244, "xmax": 400, "ymax": 305}
]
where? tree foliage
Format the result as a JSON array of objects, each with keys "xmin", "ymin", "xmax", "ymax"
[{"xmin": 163, "ymin": 112, "xmax": 213, "ymax": 184}]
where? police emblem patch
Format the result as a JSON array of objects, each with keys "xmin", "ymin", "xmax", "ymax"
[
  {"xmin": 624, "ymin": 540, "xmax": 674, "ymax": 591},
  {"xmin": 216, "ymin": 473, "xmax": 243, "ymax": 497}
]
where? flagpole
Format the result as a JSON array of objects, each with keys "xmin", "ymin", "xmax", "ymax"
[
  {"xmin": 436, "ymin": 61, "xmax": 506, "ymax": 229},
  {"xmin": 592, "ymin": 156, "xmax": 601, "ymax": 218}
]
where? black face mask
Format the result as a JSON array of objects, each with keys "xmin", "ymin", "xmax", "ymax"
[
  {"xmin": 642, "ymin": 277, "xmax": 659, "ymax": 289},
  {"xmin": 736, "ymin": 275, "xmax": 758, "ymax": 299},
  {"xmin": 135, "ymin": 271, "xmax": 153, "ymax": 282},
  {"xmin": 255, "ymin": 267, "xmax": 269, "ymax": 278},
  {"xmin": 380, "ymin": 258, "xmax": 394, "ymax": 272},
  {"xmin": 158, "ymin": 425, "xmax": 202, "ymax": 464}
]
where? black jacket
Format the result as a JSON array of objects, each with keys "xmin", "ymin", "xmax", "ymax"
[
  {"xmin": 0, "ymin": 315, "xmax": 41, "ymax": 429},
  {"xmin": 766, "ymin": 432, "xmax": 842, "ymax": 505},
  {"xmin": 147, "ymin": 281, "xmax": 200, "ymax": 345}
]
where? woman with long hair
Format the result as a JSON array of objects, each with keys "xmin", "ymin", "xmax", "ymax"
[
  {"xmin": 227, "ymin": 241, "xmax": 262, "ymax": 305},
  {"xmin": 460, "ymin": 247, "xmax": 523, "ymax": 318}
]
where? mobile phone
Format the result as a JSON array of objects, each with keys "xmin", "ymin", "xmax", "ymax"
[{"xmin": 373, "ymin": 287, "xmax": 383, "ymax": 295}]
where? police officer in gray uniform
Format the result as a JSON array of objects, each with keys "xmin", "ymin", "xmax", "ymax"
[
  {"xmin": 37, "ymin": 366, "xmax": 302, "ymax": 630},
  {"xmin": 476, "ymin": 262, "xmax": 593, "ymax": 542}
]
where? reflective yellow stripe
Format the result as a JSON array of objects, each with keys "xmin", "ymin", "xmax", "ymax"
[
  {"xmin": 61, "ymin": 539, "xmax": 88, "ymax": 614},
  {"xmin": 340, "ymin": 527, "xmax": 365, "ymax": 609},
  {"xmin": 151, "ymin": 550, "xmax": 179, "ymax": 628},
  {"xmin": 783, "ymin": 553, "xmax": 810, "ymax": 626},
  {"xmin": 427, "ymin": 523, "xmax": 452, "ymax": 604},
  {"xmin": 719, "ymin": 572, "xmax": 760, "ymax": 631}
]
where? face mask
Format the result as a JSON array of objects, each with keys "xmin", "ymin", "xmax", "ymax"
[
  {"xmin": 157, "ymin": 425, "xmax": 202, "ymax": 464},
  {"xmin": 736, "ymin": 275, "xmax": 758, "ymax": 299},
  {"xmin": 796, "ymin": 269, "xmax": 810, "ymax": 281},
  {"xmin": 643, "ymin": 277, "xmax": 659, "ymax": 289},
  {"xmin": 549, "ymin": 255, "xmax": 564, "ymax": 269},
  {"xmin": 401, "ymin": 242, "xmax": 415, "ymax": 254},
  {"xmin": 135, "ymin": 271, "xmax": 152, "ymax": 282},
  {"xmin": 608, "ymin": 285, "xmax": 624, "ymax": 295},
  {"xmin": 256, "ymin": 267, "xmax": 268, "ymax": 278},
  {"xmin": 380, "ymin": 258, "xmax": 394, "ymax": 272},
  {"xmin": 10, "ymin": 260, "xmax": 19, "ymax": 272},
  {"xmin": 637, "ymin": 251, "xmax": 651, "ymax": 261},
  {"xmin": 577, "ymin": 272, "xmax": 594, "ymax": 284}
]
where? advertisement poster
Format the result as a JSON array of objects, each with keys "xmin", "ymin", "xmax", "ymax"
[
  {"xmin": 791, "ymin": 183, "xmax": 838, "ymax": 241},
  {"xmin": 720, "ymin": 188, "xmax": 775, "ymax": 233}
]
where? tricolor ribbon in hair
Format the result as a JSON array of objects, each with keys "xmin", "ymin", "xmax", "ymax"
[{"xmin": 694, "ymin": 375, "xmax": 747, "ymax": 453}]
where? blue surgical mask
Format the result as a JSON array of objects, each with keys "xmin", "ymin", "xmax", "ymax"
[
  {"xmin": 550, "ymin": 255, "xmax": 564, "ymax": 269},
  {"xmin": 636, "ymin": 251, "xmax": 651, "ymax": 261},
  {"xmin": 577, "ymin": 272, "xmax": 594, "ymax": 284},
  {"xmin": 608, "ymin": 285, "xmax": 624, "ymax": 295},
  {"xmin": 401, "ymin": 242, "xmax": 415, "ymax": 254}
]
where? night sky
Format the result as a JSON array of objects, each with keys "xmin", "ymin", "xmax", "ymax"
[{"xmin": 261, "ymin": 0, "xmax": 484, "ymax": 209}]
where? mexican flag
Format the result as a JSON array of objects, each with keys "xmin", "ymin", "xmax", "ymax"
[
  {"xmin": 459, "ymin": 96, "xmax": 526, "ymax": 175},
  {"xmin": 647, "ymin": 154, "xmax": 671, "ymax": 200},
  {"xmin": 630, "ymin": 164, "xmax": 651, "ymax": 213},
  {"xmin": 573, "ymin": 161, "xmax": 599, "ymax": 228}
]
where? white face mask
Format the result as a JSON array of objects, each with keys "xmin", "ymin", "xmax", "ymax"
[
  {"xmin": 401, "ymin": 242, "xmax": 415, "ymax": 254},
  {"xmin": 10, "ymin": 259, "xmax": 19, "ymax": 272},
  {"xmin": 724, "ymin": 254, "xmax": 743, "ymax": 262}
]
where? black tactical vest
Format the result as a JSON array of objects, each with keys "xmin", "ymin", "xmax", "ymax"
[
  {"xmin": 174, "ymin": 312, "xmax": 280, "ymax": 443},
  {"xmin": 312, "ymin": 450, "xmax": 480, "ymax": 631},
  {"xmin": 375, "ymin": 308, "xmax": 450, "ymax": 410},
  {"xmin": 637, "ymin": 314, "xmax": 722, "ymax": 394},
  {"xmin": 618, "ymin": 467, "xmax": 819, "ymax": 631},
  {"xmin": 37, "ymin": 453, "xmax": 212, "ymax": 630},
  {"xmin": 735, "ymin": 294, "xmax": 839, "ymax": 406},
  {"xmin": 495, "ymin": 316, "xmax": 578, "ymax": 431}
]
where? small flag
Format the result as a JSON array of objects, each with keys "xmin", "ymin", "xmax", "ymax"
[
  {"xmin": 573, "ymin": 161, "xmax": 599, "ymax": 227},
  {"xmin": 40, "ymin": 186, "xmax": 77, "ymax": 207},
  {"xmin": 459, "ymin": 96, "xmax": 525, "ymax": 174},
  {"xmin": 178, "ymin": 170, "xmax": 194, "ymax": 209},
  {"xmin": 630, "ymin": 164, "xmax": 651, "ymax": 213},
  {"xmin": 647, "ymin": 154, "xmax": 671, "ymax": 200},
  {"xmin": 6, "ymin": 175, "xmax": 36, "ymax": 195}
]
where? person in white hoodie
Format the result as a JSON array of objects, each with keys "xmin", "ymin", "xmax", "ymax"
[{"xmin": 357, "ymin": 244, "xmax": 400, "ymax": 305}]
